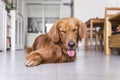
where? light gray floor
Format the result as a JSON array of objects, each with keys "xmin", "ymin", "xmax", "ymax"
[{"xmin": 0, "ymin": 48, "xmax": 120, "ymax": 80}]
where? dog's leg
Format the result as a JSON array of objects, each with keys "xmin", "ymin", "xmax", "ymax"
[{"xmin": 25, "ymin": 52, "xmax": 43, "ymax": 67}]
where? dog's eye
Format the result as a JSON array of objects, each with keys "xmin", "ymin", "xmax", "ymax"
[
  {"xmin": 61, "ymin": 31, "xmax": 66, "ymax": 33},
  {"xmin": 72, "ymin": 29, "xmax": 77, "ymax": 32}
]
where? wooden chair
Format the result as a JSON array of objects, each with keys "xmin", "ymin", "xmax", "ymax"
[{"xmin": 104, "ymin": 7, "xmax": 120, "ymax": 55}]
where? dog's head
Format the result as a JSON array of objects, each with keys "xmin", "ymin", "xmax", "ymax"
[{"xmin": 48, "ymin": 18, "xmax": 86, "ymax": 57}]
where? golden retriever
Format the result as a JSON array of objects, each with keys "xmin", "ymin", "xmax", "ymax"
[{"xmin": 25, "ymin": 17, "xmax": 86, "ymax": 67}]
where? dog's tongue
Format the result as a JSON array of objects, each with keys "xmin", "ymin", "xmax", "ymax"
[{"xmin": 67, "ymin": 50, "xmax": 75, "ymax": 57}]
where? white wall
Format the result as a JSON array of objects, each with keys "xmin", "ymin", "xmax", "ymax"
[
  {"xmin": 107, "ymin": 0, "xmax": 120, "ymax": 7},
  {"xmin": 74, "ymin": 0, "xmax": 107, "ymax": 22},
  {"xmin": 74, "ymin": 0, "xmax": 120, "ymax": 22}
]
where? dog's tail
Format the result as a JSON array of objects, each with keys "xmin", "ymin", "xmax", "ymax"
[{"xmin": 26, "ymin": 47, "xmax": 33, "ymax": 54}]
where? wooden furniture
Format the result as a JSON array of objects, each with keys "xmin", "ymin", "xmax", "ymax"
[
  {"xmin": 109, "ymin": 34, "xmax": 120, "ymax": 48},
  {"xmin": 104, "ymin": 7, "xmax": 120, "ymax": 55},
  {"xmin": 85, "ymin": 18, "xmax": 104, "ymax": 50}
]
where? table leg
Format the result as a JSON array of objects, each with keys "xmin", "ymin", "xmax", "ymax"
[
  {"xmin": 95, "ymin": 33, "xmax": 98, "ymax": 51},
  {"xmin": 90, "ymin": 20, "xmax": 93, "ymax": 50},
  {"xmin": 104, "ymin": 18, "xmax": 112, "ymax": 55},
  {"xmin": 84, "ymin": 34, "xmax": 88, "ymax": 50}
]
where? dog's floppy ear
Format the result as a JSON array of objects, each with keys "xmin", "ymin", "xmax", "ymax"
[
  {"xmin": 48, "ymin": 21, "xmax": 60, "ymax": 42},
  {"xmin": 76, "ymin": 19, "xmax": 86, "ymax": 40}
]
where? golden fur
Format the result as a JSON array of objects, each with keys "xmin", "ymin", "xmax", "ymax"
[{"xmin": 25, "ymin": 17, "xmax": 86, "ymax": 67}]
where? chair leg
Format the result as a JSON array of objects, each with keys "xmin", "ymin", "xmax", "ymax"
[
  {"xmin": 95, "ymin": 34, "xmax": 98, "ymax": 51},
  {"xmin": 99, "ymin": 34, "xmax": 103, "ymax": 50},
  {"xmin": 84, "ymin": 35, "xmax": 88, "ymax": 50}
]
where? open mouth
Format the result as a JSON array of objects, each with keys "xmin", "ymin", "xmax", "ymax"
[{"xmin": 67, "ymin": 49, "xmax": 76, "ymax": 57}]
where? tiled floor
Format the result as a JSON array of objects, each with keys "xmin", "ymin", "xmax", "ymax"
[{"xmin": 0, "ymin": 48, "xmax": 120, "ymax": 80}]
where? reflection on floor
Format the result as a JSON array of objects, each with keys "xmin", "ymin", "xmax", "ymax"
[{"xmin": 0, "ymin": 48, "xmax": 120, "ymax": 80}]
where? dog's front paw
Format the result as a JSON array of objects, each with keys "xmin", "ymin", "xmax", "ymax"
[
  {"xmin": 25, "ymin": 60, "xmax": 38, "ymax": 67},
  {"xmin": 25, "ymin": 53, "xmax": 42, "ymax": 67}
]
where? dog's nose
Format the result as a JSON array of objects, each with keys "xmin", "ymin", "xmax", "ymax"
[{"xmin": 68, "ymin": 41, "xmax": 75, "ymax": 48}]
